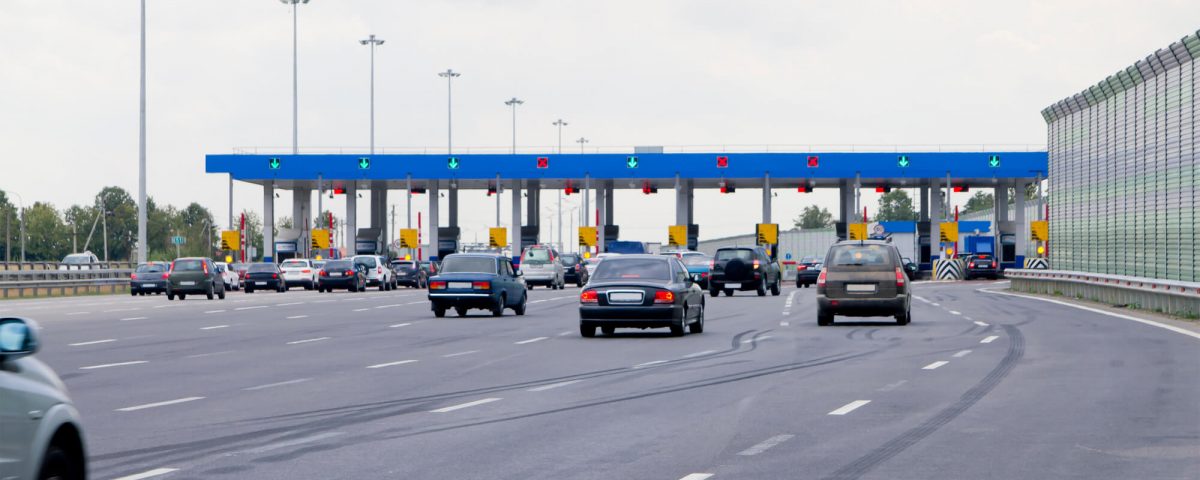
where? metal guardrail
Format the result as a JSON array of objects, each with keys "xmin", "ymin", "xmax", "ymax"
[
  {"xmin": 0, "ymin": 261, "xmax": 136, "ymax": 272},
  {"xmin": 0, "ymin": 268, "xmax": 134, "ymax": 299},
  {"xmin": 1006, "ymin": 269, "xmax": 1200, "ymax": 318}
]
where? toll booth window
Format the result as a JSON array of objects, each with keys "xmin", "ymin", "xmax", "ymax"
[
  {"xmin": 440, "ymin": 257, "xmax": 497, "ymax": 274},
  {"xmin": 592, "ymin": 259, "xmax": 672, "ymax": 281},
  {"xmin": 828, "ymin": 245, "xmax": 891, "ymax": 266}
]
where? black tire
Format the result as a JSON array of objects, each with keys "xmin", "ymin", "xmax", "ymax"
[
  {"xmin": 818, "ymin": 311, "xmax": 833, "ymax": 326},
  {"xmin": 757, "ymin": 278, "xmax": 767, "ymax": 297},
  {"xmin": 601, "ymin": 326, "xmax": 615, "ymax": 335},
  {"xmin": 245, "ymin": 288, "xmax": 253, "ymax": 294},
  {"xmin": 514, "ymin": 293, "xmax": 527, "ymax": 316},
  {"xmin": 130, "ymin": 290, "xmax": 137, "ymax": 297},
  {"xmin": 896, "ymin": 309, "xmax": 911, "ymax": 325},
  {"xmin": 178, "ymin": 293, "xmax": 187, "ymax": 300},
  {"xmin": 492, "ymin": 295, "xmax": 505, "ymax": 317},
  {"xmin": 770, "ymin": 279, "xmax": 781, "ymax": 296},
  {"xmin": 689, "ymin": 302, "xmax": 705, "ymax": 333},
  {"xmin": 38, "ymin": 443, "xmax": 84, "ymax": 480},
  {"xmin": 724, "ymin": 289, "xmax": 734, "ymax": 296},
  {"xmin": 670, "ymin": 311, "xmax": 687, "ymax": 337},
  {"xmin": 580, "ymin": 324, "xmax": 596, "ymax": 337},
  {"xmin": 218, "ymin": 287, "xmax": 226, "ymax": 300},
  {"xmin": 710, "ymin": 288, "xmax": 720, "ymax": 297},
  {"xmin": 576, "ymin": 281, "xmax": 583, "ymax": 288},
  {"xmin": 456, "ymin": 306, "xmax": 468, "ymax": 317},
  {"xmin": 433, "ymin": 306, "xmax": 446, "ymax": 318},
  {"xmin": 167, "ymin": 292, "xmax": 175, "ymax": 300},
  {"xmin": 206, "ymin": 284, "xmax": 215, "ymax": 300},
  {"xmin": 379, "ymin": 280, "xmax": 386, "ymax": 292}
]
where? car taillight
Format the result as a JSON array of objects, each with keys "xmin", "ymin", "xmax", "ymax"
[
  {"xmin": 302, "ymin": 269, "xmax": 311, "ymax": 274},
  {"xmin": 272, "ymin": 273, "xmax": 278, "ymax": 279},
  {"xmin": 797, "ymin": 265, "xmax": 807, "ymax": 271},
  {"xmin": 430, "ymin": 281, "xmax": 447, "ymax": 290},
  {"xmin": 753, "ymin": 259, "xmax": 761, "ymax": 270},
  {"xmin": 473, "ymin": 281, "xmax": 491, "ymax": 290},
  {"xmin": 654, "ymin": 290, "xmax": 675, "ymax": 304},
  {"xmin": 345, "ymin": 270, "xmax": 354, "ymax": 276},
  {"xmin": 895, "ymin": 267, "xmax": 905, "ymax": 287},
  {"xmin": 817, "ymin": 270, "xmax": 827, "ymax": 287},
  {"xmin": 701, "ymin": 272, "xmax": 708, "ymax": 277},
  {"xmin": 202, "ymin": 262, "xmax": 209, "ymax": 275},
  {"xmin": 377, "ymin": 267, "xmax": 383, "ymax": 274},
  {"xmin": 991, "ymin": 261, "xmax": 997, "ymax": 269},
  {"xmin": 709, "ymin": 260, "xmax": 715, "ymax": 269},
  {"xmin": 162, "ymin": 273, "xmax": 169, "ymax": 280},
  {"xmin": 131, "ymin": 273, "xmax": 137, "ymax": 279},
  {"xmin": 580, "ymin": 290, "xmax": 598, "ymax": 303},
  {"xmin": 320, "ymin": 271, "xmax": 327, "ymax": 277}
]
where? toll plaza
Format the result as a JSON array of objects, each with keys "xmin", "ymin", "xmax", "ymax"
[{"xmin": 206, "ymin": 150, "xmax": 1047, "ymax": 268}]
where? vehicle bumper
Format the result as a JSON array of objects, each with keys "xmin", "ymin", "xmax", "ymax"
[
  {"xmin": 168, "ymin": 284, "xmax": 211, "ymax": 294},
  {"xmin": 579, "ymin": 304, "xmax": 682, "ymax": 326},
  {"xmin": 710, "ymin": 274, "xmax": 762, "ymax": 290},
  {"xmin": 246, "ymin": 279, "xmax": 283, "ymax": 289},
  {"xmin": 523, "ymin": 274, "xmax": 557, "ymax": 285},
  {"xmin": 964, "ymin": 269, "xmax": 1000, "ymax": 279},
  {"xmin": 429, "ymin": 292, "xmax": 499, "ymax": 308},
  {"xmin": 396, "ymin": 276, "xmax": 421, "ymax": 286},
  {"xmin": 817, "ymin": 295, "xmax": 907, "ymax": 316},
  {"xmin": 320, "ymin": 277, "xmax": 358, "ymax": 289},
  {"xmin": 795, "ymin": 273, "xmax": 820, "ymax": 284},
  {"xmin": 284, "ymin": 278, "xmax": 314, "ymax": 286},
  {"xmin": 130, "ymin": 281, "xmax": 167, "ymax": 292}
]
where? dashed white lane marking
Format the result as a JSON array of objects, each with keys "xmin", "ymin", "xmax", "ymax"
[
  {"xmin": 828, "ymin": 400, "xmax": 871, "ymax": 415},
  {"xmin": 116, "ymin": 396, "xmax": 205, "ymax": 412},
  {"xmin": 430, "ymin": 397, "xmax": 502, "ymax": 413},
  {"xmin": 633, "ymin": 360, "xmax": 669, "ymax": 369},
  {"xmin": 931, "ymin": 302, "xmax": 940, "ymax": 307},
  {"xmin": 558, "ymin": 331, "xmax": 573, "ymax": 336},
  {"xmin": 287, "ymin": 315, "xmax": 308, "ymax": 319},
  {"xmin": 200, "ymin": 325, "xmax": 229, "ymax": 330},
  {"xmin": 246, "ymin": 432, "xmax": 344, "ymax": 454},
  {"xmin": 780, "ymin": 321, "xmax": 790, "ymax": 326},
  {"xmin": 679, "ymin": 474, "xmax": 714, "ymax": 480},
  {"xmin": 682, "ymin": 350, "xmax": 717, "ymax": 359},
  {"xmin": 980, "ymin": 287, "xmax": 1200, "ymax": 341},
  {"xmin": 353, "ymin": 308, "xmax": 369, "ymax": 312},
  {"xmin": 742, "ymin": 335, "xmax": 773, "ymax": 344},
  {"xmin": 973, "ymin": 320, "xmax": 989, "ymax": 326},
  {"xmin": 204, "ymin": 310, "xmax": 225, "ymax": 314},
  {"xmin": 922, "ymin": 361, "xmax": 950, "ymax": 370},
  {"xmin": 185, "ymin": 350, "xmax": 234, "ymax": 358},
  {"xmin": 878, "ymin": 380, "xmax": 908, "ymax": 392},
  {"xmin": 953, "ymin": 349, "xmax": 973, "ymax": 358},
  {"xmin": 275, "ymin": 302, "xmax": 304, "ymax": 306},
  {"xmin": 112, "ymin": 468, "xmax": 180, "ymax": 480},
  {"xmin": 785, "ymin": 290, "xmax": 796, "ymax": 308},
  {"xmin": 104, "ymin": 308, "xmax": 140, "ymax": 312},
  {"xmin": 515, "ymin": 336, "xmax": 548, "ymax": 345},
  {"xmin": 366, "ymin": 359, "xmax": 419, "ymax": 369},
  {"xmin": 120, "ymin": 316, "xmax": 148, "ymax": 321},
  {"xmin": 287, "ymin": 337, "xmax": 331, "ymax": 345},
  {"xmin": 389, "ymin": 323, "xmax": 412, "ymax": 328},
  {"xmin": 737, "ymin": 434, "xmax": 795, "ymax": 456},
  {"xmin": 527, "ymin": 379, "xmax": 583, "ymax": 392},
  {"xmin": 312, "ymin": 299, "xmax": 337, "ymax": 303},
  {"xmin": 442, "ymin": 350, "xmax": 479, "ymax": 358},
  {"xmin": 980, "ymin": 335, "xmax": 999, "ymax": 344},
  {"xmin": 948, "ymin": 310, "xmax": 962, "ymax": 316},
  {"xmin": 235, "ymin": 305, "xmax": 267, "ymax": 311},
  {"xmin": 65, "ymin": 311, "xmax": 89, "ymax": 316},
  {"xmin": 963, "ymin": 315, "xmax": 974, "ymax": 321},
  {"xmin": 80, "ymin": 360, "xmax": 148, "ymax": 370},
  {"xmin": 375, "ymin": 304, "xmax": 403, "ymax": 309},
  {"xmin": 913, "ymin": 295, "xmax": 930, "ymax": 303},
  {"xmin": 69, "ymin": 339, "xmax": 116, "ymax": 347},
  {"xmin": 243, "ymin": 378, "xmax": 312, "ymax": 391},
  {"xmin": 152, "ymin": 304, "xmax": 181, "ymax": 309},
  {"xmin": 343, "ymin": 297, "xmax": 366, "ymax": 301}
]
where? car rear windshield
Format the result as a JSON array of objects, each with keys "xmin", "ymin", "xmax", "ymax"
[
  {"xmin": 440, "ymin": 257, "xmax": 496, "ymax": 274},
  {"xmin": 280, "ymin": 260, "xmax": 308, "ymax": 268},
  {"xmin": 136, "ymin": 264, "xmax": 165, "ymax": 273},
  {"xmin": 715, "ymin": 249, "xmax": 754, "ymax": 261},
  {"xmin": 392, "ymin": 261, "xmax": 416, "ymax": 268},
  {"xmin": 592, "ymin": 258, "xmax": 672, "ymax": 281},
  {"xmin": 248, "ymin": 263, "xmax": 277, "ymax": 273},
  {"xmin": 523, "ymin": 248, "xmax": 552, "ymax": 264},
  {"xmin": 173, "ymin": 259, "xmax": 203, "ymax": 272},
  {"xmin": 325, "ymin": 260, "xmax": 352, "ymax": 270},
  {"xmin": 560, "ymin": 255, "xmax": 581, "ymax": 266},
  {"xmin": 682, "ymin": 255, "xmax": 711, "ymax": 266},
  {"xmin": 827, "ymin": 245, "xmax": 895, "ymax": 267},
  {"xmin": 64, "ymin": 254, "xmax": 93, "ymax": 264},
  {"xmin": 354, "ymin": 257, "xmax": 378, "ymax": 268}
]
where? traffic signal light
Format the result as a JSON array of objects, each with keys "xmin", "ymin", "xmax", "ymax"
[
  {"xmin": 797, "ymin": 185, "xmax": 812, "ymax": 193},
  {"xmin": 807, "ymin": 155, "xmax": 819, "ymax": 168},
  {"xmin": 875, "ymin": 186, "xmax": 891, "ymax": 193},
  {"xmin": 641, "ymin": 181, "xmax": 657, "ymax": 194},
  {"xmin": 720, "ymin": 182, "xmax": 735, "ymax": 194},
  {"xmin": 536, "ymin": 157, "xmax": 549, "ymax": 169},
  {"xmin": 897, "ymin": 155, "xmax": 910, "ymax": 168},
  {"xmin": 357, "ymin": 157, "xmax": 371, "ymax": 170},
  {"xmin": 409, "ymin": 187, "xmax": 426, "ymax": 194},
  {"xmin": 716, "ymin": 156, "xmax": 729, "ymax": 168},
  {"xmin": 268, "ymin": 157, "xmax": 282, "ymax": 170},
  {"xmin": 564, "ymin": 180, "xmax": 579, "ymax": 195},
  {"xmin": 447, "ymin": 157, "xmax": 461, "ymax": 169},
  {"xmin": 487, "ymin": 185, "xmax": 497, "ymax": 196},
  {"xmin": 332, "ymin": 187, "xmax": 346, "ymax": 195},
  {"xmin": 953, "ymin": 185, "xmax": 969, "ymax": 193},
  {"xmin": 625, "ymin": 156, "xmax": 639, "ymax": 168},
  {"xmin": 988, "ymin": 155, "xmax": 1000, "ymax": 168}
]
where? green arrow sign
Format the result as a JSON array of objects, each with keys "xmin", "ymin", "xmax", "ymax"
[
  {"xmin": 626, "ymin": 156, "xmax": 639, "ymax": 168},
  {"xmin": 268, "ymin": 157, "xmax": 281, "ymax": 170},
  {"xmin": 358, "ymin": 157, "xmax": 371, "ymax": 170},
  {"xmin": 447, "ymin": 157, "xmax": 460, "ymax": 170},
  {"xmin": 897, "ymin": 155, "xmax": 910, "ymax": 168},
  {"xmin": 988, "ymin": 155, "xmax": 1000, "ymax": 168}
]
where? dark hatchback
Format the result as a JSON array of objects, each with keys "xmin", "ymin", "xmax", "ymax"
[
  {"xmin": 428, "ymin": 254, "xmax": 527, "ymax": 317},
  {"xmin": 795, "ymin": 257, "xmax": 822, "ymax": 288},
  {"xmin": 561, "ymin": 253, "xmax": 588, "ymax": 287},
  {"xmin": 391, "ymin": 260, "xmax": 427, "ymax": 288},
  {"xmin": 963, "ymin": 254, "xmax": 1001, "ymax": 280},
  {"xmin": 578, "ymin": 255, "xmax": 705, "ymax": 337},
  {"xmin": 130, "ymin": 261, "xmax": 169, "ymax": 295},
  {"xmin": 816, "ymin": 240, "xmax": 911, "ymax": 326},
  {"xmin": 244, "ymin": 263, "xmax": 286, "ymax": 293},
  {"xmin": 709, "ymin": 246, "xmax": 782, "ymax": 297},
  {"xmin": 166, "ymin": 257, "xmax": 226, "ymax": 301},
  {"xmin": 319, "ymin": 260, "xmax": 367, "ymax": 292}
]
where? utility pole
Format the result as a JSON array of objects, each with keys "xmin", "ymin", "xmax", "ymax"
[
  {"xmin": 553, "ymin": 119, "xmax": 567, "ymax": 254},
  {"xmin": 576, "ymin": 137, "xmax": 588, "ymax": 154},
  {"xmin": 438, "ymin": 69, "xmax": 461, "ymax": 155},
  {"xmin": 359, "ymin": 34, "xmax": 384, "ymax": 155},
  {"xmin": 102, "ymin": 209, "xmax": 108, "ymax": 262},
  {"xmin": 505, "ymin": 97, "xmax": 523, "ymax": 154},
  {"xmin": 137, "ymin": 0, "xmax": 148, "ymax": 263}
]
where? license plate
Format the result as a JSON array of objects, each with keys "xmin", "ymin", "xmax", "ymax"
[
  {"xmin": 608, "ymin": 292, "xmax": 643, "ymax": 303},
  {"xmin": 180, "ymin": 281, "xmax": 195, "ymax": 286},
  {"xmin": 142, "ymin": 283, "xmax": 155, "ymax": 288},
  {"xmin": 725, "ymin": 283, "xmax": 741, "ymax": 289},
  {"xmin": 256, "ymin": 282, "xmax": 267, "ymax": 286},
  {"xmin": 846, "ymin": 284, "xmax": 877, "ymax": 293},
  {"xmin": 448, "ymin": 282, "xmax": 473, "ymax": 289},
  {"xmin": 330, "ymin": 272, "xmax": 342, "ymax": 277}
]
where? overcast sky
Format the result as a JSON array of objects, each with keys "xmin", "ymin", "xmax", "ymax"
[{"xmin": 2, "ymin": 0, "xmax": 1197, "ymax": 246}]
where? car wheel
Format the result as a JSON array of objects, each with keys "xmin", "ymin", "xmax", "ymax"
[
  {"xmin": 130, "ymin": 290, "xmax": 137, "ymax": 297},
  {"xmin": 492, "ymin": 295, "xmax": 505, "ymax": 317},
  {"xmin": 818, "ymin": 310, "xmax": 833, "ymax": 326},
  {"xmin": 514, "ymin": 293, "xmax": 527, "ymax": 316},
  {"xmin": 601, "ymin": 326, "xmax": 615, "ymax": 335},
  {"xmin": 434, "ymin": 306, "xmax": 446, "ymax": 318},
  {"xmin": 770, "ymin": 279, "xmax": 781, "ymax": 296},
  {"xmin": 379, "ymin": 280, "xmax": 386, "ymax": 292},
  {"xmin": 206, "ymin": 284, "xmax": 215, "ymax": 300},
  {"xmin": 577, "ymin": 281, "xmax": 583, "ymax": 288},
  {"xmin": 709, "ymin": 288, "xmax": 719, "ymax": 297},
  {"xmin": 757, "ymin": 278, "xmax": 767, "ymax": 296},
  {"xmin": 167, "ymin": 292, "xmax": 175, "ymax": 300},
  {"xmin": 38, "ymin": 443, "xmax": 84, "ymax": 480},
  {"xmin": 456, "ymin": 306, "xmax": 468, "ymax": 317},
  {"xmin": 724, "ymin": 289, "xmax": 734, "ymax": 296},
  {"xmin": 580, "ymin": 324, "xmax": 596, "ymax": 337},
  {"xmin": 245, "ymin": 288, "xmax": 253, "ymax": 294},
  {"xmin": 218, "ymin": 287, "xmax": 226, "ymax": 300},
  {"xmin": 670, "ymin": 307, "xmax": 687, "ymax": 337},
  {"xmin": 896, "ymin": 309, "xmax": 911, "ymax": 326},
  {"xmin": 689, "ymin": 303, "xmax": 705, "ymax": 334},
  {"xmin": 178, "ymin": 293, "xmax": 187, "ymax": 300}
]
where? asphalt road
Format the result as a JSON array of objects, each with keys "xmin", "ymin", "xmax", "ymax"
[{"xmin": 7, "ymin": 280, "xmax": 1199, "ymax": 480}]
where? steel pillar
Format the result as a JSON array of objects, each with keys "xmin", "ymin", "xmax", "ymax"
[
  {"xmin": 428, "ymin": 181, "xmax": 439, "ymax": 261},
  {"xmin": 263, "ymin": 184, "xmax": 275, "ymax": 262},
  {"xmin": 511, "ymin": 181, "xmax": 523, "ymax": 258},
  {"xmin": 345, "ymin": 184, "xmax": 357, "ymax": 255}
]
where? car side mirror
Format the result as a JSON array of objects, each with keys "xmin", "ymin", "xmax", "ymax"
[
  {"xmin": 515, "ymin": 270, "xmax": 524, "ymax": 277},
  {"xmin": 0, "ymin": 318, "xmax": 40, "ymax": 362}
]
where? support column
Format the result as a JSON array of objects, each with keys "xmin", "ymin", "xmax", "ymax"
[
  {"xmin": 919, "ymin": 186, "xmax": 929, "ymax": 221},
  {"xmin": 526, "ymin": 181, "xmax": 539, "ymax": 226},
  {"xmin": 448, "ymin": 182, "xmax": 459, "ymax": 227},
  {"xmin": 603, "ymin": 181, "xmax": 614, "ymax": 226},
  {"xmin": 675, "ymin": 174, "xmax": 688, "ymax": 226},
  {"xmin": 929, "ymin": 182, "xmax": 942, "ymax": 260},
  {"xmin": 838, "ymin": 181, "xmax": 852, "ymax": 223},
  {"xmin": 263, "ymin": 184, "xmax": 275, "ymax": 262},
  {"xmin": 428, "ymin": 181, "xmax": 439, "ymax": 261},
  {"xmin": 292, "ymin": 187, "xmax": 310, "ymax": 256},
  {"xmin": 686, "ymin": 179, "xmax": 694, "ymax": 225},
  {"xmin": 762, "ymin": 173, "xmax": 772, "ymax": 224},
  {"xmin": 345, "ymin": 184, "xmax": 357, "ymax": 255},
  {"xmin": 511, "ymin": 181, "xmax": 523, "ymax": 258},
  {"xmin": 377, "ymin": 188, "xmax": 388, "ymax": 254},
  {"xmin": 994, "ymin": 185, "xmax": 1009, "ymax": 223},
  {"xmin": 1014, "ymin": 182, "xmax": 1027, "ymax": 262},
  {"xmin": 597, "ymin": 183, "xmax": 608, "ymax": 252},
  {"xmin": 583, "ymin": 175, "xmax": 592, "ymax": 227}
]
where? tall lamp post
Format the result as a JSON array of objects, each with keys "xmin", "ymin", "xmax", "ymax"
[
  {"xmin": 504, "ymin": 97, "xmax": 523, "ymax": 154},
  {"xmin": 359, "ymin": 34, "xmax": 384, "ymax": 155},
  {"xmin": 137, "ymin": 0, "xmax": 148, "ymax": 263},
  {"xmin": 281, "ymin": 0, "xmax": 310, "ymax": 155},
  {"xmin": 552, "ymin": 119, "xmax": 568, "ymax": 252},
  {"xmin": 438, "ymin": 69, "xmax": 461, "ymax": 155},
  {"xmin": 574, "ymin": 137, "xmax": 589, "ymax": 232},
  {"xmin": 576, "ymin": 136, "xmax": 588, "ymax": 154}
]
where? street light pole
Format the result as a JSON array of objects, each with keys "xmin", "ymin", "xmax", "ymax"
[
  {"xmin": 438, "ymin": 70, "xmax": 460, "ymax": 155},
  {"xmin": 576, "ymin": 136, "xmax": 588, "ymax": 154},
  {"xmin": 136, "ymin": 0, "xmax": 148, "ymax": 264},
  {"xmin": 359, "ymin": 34, "xmax": 384, "ymax": 155},
  {"xmin": 552, "ymin": 119, "xmax": 567, "ymax": 255},
  {"xmin": 504, "ymin": 97, "xmax": 523, "ymax": 154},
  {"xmin": 7, "ymin": 192, "xmax": 24, "ymax": 262},
  {"xmin": 282, "ymin": 0, "xmax": 310, "ymax": 155}
]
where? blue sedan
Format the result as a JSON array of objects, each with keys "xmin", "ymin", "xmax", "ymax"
[{"xmin": 428, "ymin": 254, "xmax": 528, "ymax": 317}]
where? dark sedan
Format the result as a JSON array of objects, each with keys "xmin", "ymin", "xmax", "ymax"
[
  {"xmin": 318, "ymin": 260, "xmax": 367, "ymax": 292},
  {"xmin": 561, "ymin": 253, "xmax": 588, "ymax": 287},
  {"xmin": 244, "ymin": 263, "xmax": 286, "ymax": 293},
  {"xmin": 964, "ymin": 253, "xmax": 1001, "ymax": 280},
  {"xmin": 130, "ymin": 261, "xmax": 169, "ymax": 295},
  {"xmin": 428, "ymin": 254, "xmax": 527, "ymax": 317},
  {"xmin": 795, "ymin": 256, "xmax": 822, "ymax": 288},
  {"xmin": 578, "ymin": 255, "xmax": 705, "ymax": 337}
]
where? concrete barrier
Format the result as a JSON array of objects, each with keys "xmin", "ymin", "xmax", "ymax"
[
  {"xmin": 1007, "ymin": 269, "xmax": 1200, "ymax": 318},
  {"xmin": 934, "ymin": 259, "xmax": 964, "ymax": 280}
]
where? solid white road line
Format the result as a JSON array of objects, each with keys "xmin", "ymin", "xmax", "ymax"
[
  {"xmin": 922, "ymin": 361, "xmax": 950, "ymax": 370},
  {"xmin": 104, "ymin": 308, "xmax": 140, "ymax": 312},
  {"xmin": 527, "ymin": 380, "xmax": 583, "ymax": 392},
  {"xmin": 275, "ymin": 302, "xmax": 304, "ymax": 306},
  {"xmin": 973, "ymin": 320, "xmax": 989, "ymax": 326},
  {"xmin": 287, "ymin": 337, "xmax": 330, "ymax": 345},
  {"xmin": 69, "ymin": 339, "xmax": 116, "ymax": 347},
  {"xmin": 679, "ymin": 474, "xmax": 714, "ymax": 480},
  {"xmin": 116, "ymin": 396, "xmax": 205, "ymax": 412},
  {"xmin": 931, "ymin": 302, "xmax": 940, "ymax": 307},
  {"xmin": 286, "ymin": 315, "xmax": 308, "ymax": 319},
  {"xmin": 312, "ymin": 299, "xmax": 336, "ymax": 304},
  {"xmin": 979, "ymin": 287, "xmax": 1200, "ymax": 341},
  {"xmin": 980, "ymin": 335, "xmax": 999, "ymax": 344},
  {"xmin": 681, "ymin": 350, "xmax": 717, "ymax": 359},
  {"xmin": 953, "ymin": 349, "xmax": 973, "ymax": 358},
  {"xmin": 737, "ymin": 434, "xmax": 795, "ymax": 456},
  {"xmin": 948, "ymin": 310, "xmax": 962, "ymax": 315},
  {"xmin": 780, "ymin": 321, "xmax": 790, "ymax": 326},
  {"xmin": 742, "ymin": 335, "xmax": 773, "ymax": 344},
  {"xmin": 204, "ymin": 310, "xmax": 225, "ymax": 314},
  {"xmin": 442, "ymin": 350, "xmax": 479, "ymax": 358},
  {"xmin": 112, "ymin": 468, "xmax": 180, "ymax": 480},
  {"xmin": 200, "ymin": 325, "xmax": 229, "ymax": 330},
  {"xmin": 243, "ymin": 378, "xmax": 311, "ymax": 391},
  {"xmin": 65, "ymin": 312, "xmax": 89, "ymax": 316},
  {"xmin": 558, "ymin": 331, "xmax": 573, "ymax": 336},
  {"xmin": 388, "ymin": 322, "xmax": 412, "ymax": 328},
  {"xmin": 430, "ymin": 397, "xmax": 502, "ymax": 413},
  {"xmin": 366, "ymin": 359, "xmax": 419, "ymax": 369},
  {"xmin": 235, "ymin": 305, "xmax": 267, "ymax": 311},
  {"xmin": 375, "ymin": 304, "xmax": 403, "ymax": 309},
  {"xmin": 828, "ymin": 400, "xmax": 871, "ymax": 416},
  {"xmin": 80, "ymin": 360, "xmax": 148, "ymax": 370},
  {"xmin": 353, "ymin": 308, "xmax": 369, "ymax": 312},
  {"xmin": 515, "ymin": 336, "xmax": 548, "ymax": 345},
  {"xmin": 119, "ymin": 316, "xmax": 148, "ymax": 321},
  {"xmin": 633, "ymin": 360, "xmax": 669, "ymax": 369},
  {"xmin": 913, "ymin": 295, "xmax": 930, "ymax": 303}
]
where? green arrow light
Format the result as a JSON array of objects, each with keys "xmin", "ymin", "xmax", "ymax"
[
  {"xmin": 897, "ymin": 155, "xmax": 910, "ymax": 168},
  {"xmin": 988, "ymin": 155, "xmax": 1000, "ymax": 168},
  {"xmin": 626, "ymin": 156, "xmax": 639, "ymax": 168},
  {"xmin": 358, "ymin": 157, "xmax": 371, "ymax": 169},
  {"xmin": 268, "ymin": 157, "xmax": 281, "ymax": 170},
  {"xmin": 447, "ymin": 157, "xmax": 460, "ymax": 170}
]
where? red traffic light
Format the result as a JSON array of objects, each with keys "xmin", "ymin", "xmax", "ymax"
[
  {"xmin": 716, "ymin": 156, "xmax": 729, "ymax": 168},
  {"xmin": 487, "ymin": 186, "xmax": 497, "ymax": 196},
  {"xmin": 807, "ymin": 156, "xmax": 819, "ymax": 168},
  {"xmin": 719, "ymin": 182, "xmax": 735, "ymax": 194},
  {"xmin": 564, "ymin": 181, "xmax": 578, "ymax": 195},
  {"xmin": 410, "ymin": 187, "xmax": 426, "ymax": 194},
  {"xmin": 797, "ymin": 185, "xmax": 812, "ymax": 193},
  {"xmin": 641, "ymin": 181, "xmax": 657, "ymax": 194},
  {"xmin": 875, "ymin": 186, "xmax": 891, "ymax": 193},
  {"xmin": 536, "ymin": 157, "xmax": 549, "ymax": 169},
  {"xmin": 953, "ymin": 185, "xmax": 969, "ymax": 193},
  {"xmin": 332, "ymin": 187, "xmax": 346, "ymax": 195}
]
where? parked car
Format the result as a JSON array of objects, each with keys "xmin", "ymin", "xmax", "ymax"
[
  {"xmin": 0, "ymin": 317, "xmax": 88, "ymax": 480},
  {"xmin": 391, "ymin": 260, "xmax": 427, "ymax": 288},
  {"xmin": 561, "ymin": 253, "xmax": 588, "ymax": 287},
  {"xmin": 428, "ymin": 253, "xmax": 527, "ymax": 317},
  {"xmin": 578, "ymin": 255, "xmax": 705, "ymax": 337},
  {"xmin": 519, "ymin": 245, "xmax": 565, "ymax": 289},
  {"xmin": 663, "ymin": 251, "xmax": 712, "ymax": 290},
  {"xmin": 244, "ymin": 262, "xmax": 286, "ymax": 293},
  {"xmin": 214, "ymin": 262, "xmax": 241, "ymax": 291},
  {"xmin": 130, "ymin": 261, "xmax": 169, "ymax": 295},
  {"xmin": 795, "ymin": 256, "xmax": 823, "ymax": 288},
  {"xmin": 352, "ymin": 255, "xmax": 395, "ymax": 291},
  {"xmin": 57, "ymin": 251, "xmax": 99, "ymax": 270},
  {"xmin": 279, "ymin": 258, "xmax": 319, "ymax": 290},
  {"xmin": 166, "ymin": 257, "xmax": 226, "ymax": 301},
  {"xmin": 318, "ymin": 259, "xmax": 367, "ymax": 292},
  {"xmin": 963, "ymin": 254, "xmax": 1000, "ymax": 280},
  {"xmin": 816, "ymin": 240, "xmax": 911, "ymax": 326},
  {"xmin": 709, "ymin": 246, "xmax": 782, "ymax": 297}
]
